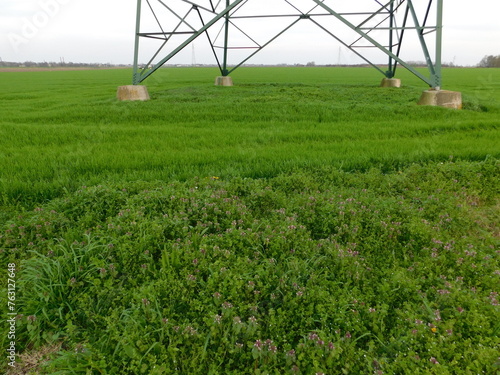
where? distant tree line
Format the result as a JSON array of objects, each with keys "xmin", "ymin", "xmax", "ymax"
[
  {"xmin": 0, "ymin": 61, "xmax": 129, "ymax": 68},
  {"xmin": 477, "ymin": 55, "xmax": 500, "ymax": 68},
  {"xmin": 1, "ymin": 57, "xmax": 499, "ymax": 69}
]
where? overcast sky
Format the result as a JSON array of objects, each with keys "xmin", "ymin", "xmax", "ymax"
[{"xmin": 0, "ymin": 0, "xmax": 498, "ymax": 67}]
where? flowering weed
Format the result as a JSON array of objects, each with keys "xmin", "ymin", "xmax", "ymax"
[{"xmin": 1, "ymin": 160, "xmax": 498, "ymax": 373}]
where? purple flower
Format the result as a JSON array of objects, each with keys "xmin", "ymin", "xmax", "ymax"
[
  {"xmin": 434, "ymin": 310, "xmax": 442, "ymax": 321},
  {"xmin": 254, "ymin": 340, "xmax": 263, "ymax": 351},
  {"xmin": 308, "ymin": 333, "xmax": 319, "ymax": 341},
  {"xmin": 183, "ymin": 326, "xmax": 197, "ymax": 336}
]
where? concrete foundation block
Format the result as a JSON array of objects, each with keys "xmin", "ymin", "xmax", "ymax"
[
  {"xmin": 117, "ymin": 85, "xmax": 150, "ymax": 101},
  {"xmin": 380, "ymin": 78, "xmax": 401, "ymax": 88},
  {"xmin": 215, "ymin": 76, "xmax": 233, "ymax": 86},
  {"xmin": 418, "ymin": 90, "xmax": 462, "ymax": 109}
]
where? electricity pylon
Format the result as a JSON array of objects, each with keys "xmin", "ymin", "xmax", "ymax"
[{"xmin": 132, "ymin": 0, "xmax": 444, "ymax": 89}]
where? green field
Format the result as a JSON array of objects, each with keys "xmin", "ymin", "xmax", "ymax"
[
  {"xmin": 0, "ymin": 67, "xmax": 499, "ymax": 206},
  {"xmin": 0, "ymin": 67, "xmax": 499, "ymax": 374}
]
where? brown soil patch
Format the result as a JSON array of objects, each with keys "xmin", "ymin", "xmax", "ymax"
[{"xmin": 6, "ymin": 343, "xmax": 61, "ymax": 375}]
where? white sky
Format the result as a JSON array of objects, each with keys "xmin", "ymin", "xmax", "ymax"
[{"xmin": 0, "ymin": 0, "xmax": 498, "ymax": 66}]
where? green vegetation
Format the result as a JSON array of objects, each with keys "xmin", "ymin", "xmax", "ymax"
[
  {"xmin": 477, "ymin": 55, "xmax": 500, "ymax": 68},
  {"xmin": 0, "ymin": 67, "xmax": 498, "ymax": 206},
  {"xmin": 0, "ymin": 67, "xmax": 499, "ymax": 374}
]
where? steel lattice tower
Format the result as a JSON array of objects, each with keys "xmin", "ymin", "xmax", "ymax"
[{"xmin": 131, "ymin": 0, "xmax": 445, "ymax": 90}]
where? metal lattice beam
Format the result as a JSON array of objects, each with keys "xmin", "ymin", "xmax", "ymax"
[{"xmin": 132, "ymin": 0, "xmax": 444, "ymax": 89}]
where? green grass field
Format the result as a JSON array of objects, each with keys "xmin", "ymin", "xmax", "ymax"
[
  {"xmin": 0, "ymin": 67, "xmax": 498, "ymax": 206},
  {"xmin": 0, "ymin": 67, "xmax": 499, "ymax": 374}
]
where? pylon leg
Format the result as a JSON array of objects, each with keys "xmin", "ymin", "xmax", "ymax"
[
  {"xmin": 418, "ymin": 90, "xmax": 462, "ymax": 109},
  {"xmin": 380, "ymin": 78, "xmax": 401, "ymax": 88},
  {"xmin": 214, "ymin": 76, "xmax": 233, "ymax": 86},
  {"xmin": 117, "ymin": 85, "xmax": 150, "ymax": 101}
]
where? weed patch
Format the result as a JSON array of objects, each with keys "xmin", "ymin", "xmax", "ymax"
[{"xmin": 1, "ymin": 161, "xmax": 498, "ymax": 374}]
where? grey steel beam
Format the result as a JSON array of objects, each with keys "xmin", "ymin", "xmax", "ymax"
[
  {"xmin": 132, "ymin": 0, "xmax": 142, "ymax": 84},
  {"xmin": 222, "ymin": 0, "xmax": 230, "ymax": 75},
  {"xmin": 227, "ymin": 17, "xmax": 302, "ymax": 75},
  {"xmin": 407, "ymin": 1, "xmax": 436, "ymax": 81},
  {"xmin": 434, "ymin": 0, "xmax": 443, "ymax": 89},
  {"xmin": 133, "ymin": 0, "xmax": 246, "ymax": 84},
  {"xmin": 388, "ymin": 0, "xmax": 395, "ymax": 78},
  {"xmin": 133, "ymin": 0, "xmax": 443, "ymax": 89},
  {"xmin": 310, "ymin": 0, "xmax": 434, "ymax": 86}
]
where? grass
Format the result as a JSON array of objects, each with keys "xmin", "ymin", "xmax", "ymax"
[
  {"xmin": 0, "ymin": 67, "xmax": 499, "ymax": 206},
  {"xmin": 2, "ymin": 162, "xmax": 499, "ymax": 374},
  {"xmin": 0, "ymin": 66, "xmax": 499, "ymax": 374}
]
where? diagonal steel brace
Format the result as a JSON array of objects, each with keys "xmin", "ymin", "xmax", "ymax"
[{"xmin": 133, "ymin": 0, "xmax": 246, "ymax": 84}]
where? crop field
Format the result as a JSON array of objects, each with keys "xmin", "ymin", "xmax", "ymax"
[{"xmin": 0, "ymin": 67, "xmax": 499, "ymax": 374}]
